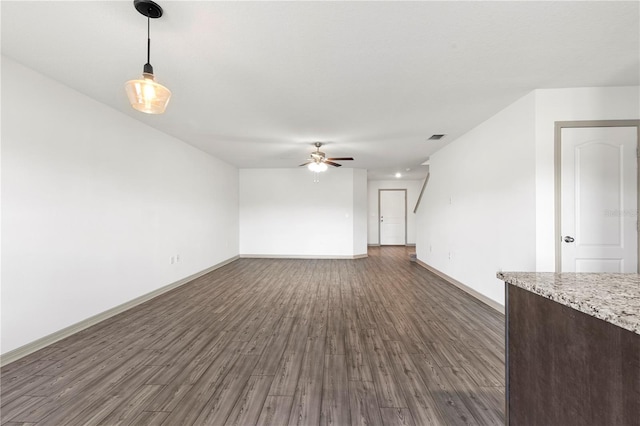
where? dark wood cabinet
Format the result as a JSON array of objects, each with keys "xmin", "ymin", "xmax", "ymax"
[{"xmin": 506, "ymin": 284, "xmax": 640, "ymax": 426}]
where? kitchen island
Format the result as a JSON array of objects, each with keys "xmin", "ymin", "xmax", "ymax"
[{"xmin": 497, "ymin": 272, "xmax": 639, "ymax": 426}]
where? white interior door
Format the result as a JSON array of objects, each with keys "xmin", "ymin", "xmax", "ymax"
[
  {"xmin": 380, "ymin": 190, "xmax": 406, "ymax": 245},
  {"xmin": 561, "ymin": 126, "xmax": 638, "ymax": 272}
]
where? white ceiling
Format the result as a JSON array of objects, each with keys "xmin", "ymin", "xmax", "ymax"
[{"xmin": 2, "ymin": 1, "xmax": 638, "ymax": 181}]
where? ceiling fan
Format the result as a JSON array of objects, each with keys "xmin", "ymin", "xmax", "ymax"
[{"xmin": 299, "ymin": 142, "xmax": 354, "ymax": 172}]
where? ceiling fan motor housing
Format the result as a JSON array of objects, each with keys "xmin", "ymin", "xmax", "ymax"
[{"xmin": 311, "ymin": 151, "xmax": 325, "ymax": 161}]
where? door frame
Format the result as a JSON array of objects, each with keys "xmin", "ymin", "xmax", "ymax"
[
  {"xmin": 378, "ymin": 189, "xmax": 407, "ymax": 246},
  {"xmin": 554, "ymin": 119, "xmax": 640, "ymax": 272}
]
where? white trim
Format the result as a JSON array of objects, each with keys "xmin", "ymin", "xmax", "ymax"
[
  {"xmin": 240, "ymin": 254, "xmax": 368, "ymax": 259},
  {"xmin": 0, "ymin": 255, "xmax": 240, "ymax": 366},
  {"xmin": 415, "ymin": 260, "xmax": 505, "ymax": 314}
]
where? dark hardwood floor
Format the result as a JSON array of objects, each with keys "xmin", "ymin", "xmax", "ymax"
[{"xmin": 1, "ymin": 247, "xmax": 505, "ymax": 425}]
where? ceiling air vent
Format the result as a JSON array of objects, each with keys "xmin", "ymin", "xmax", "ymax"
[{"xmin": 428, "ymin": 134, "xmax": 445, "ymax": 140}]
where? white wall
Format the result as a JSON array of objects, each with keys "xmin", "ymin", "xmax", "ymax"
[
  {"xmin": 368, "ymin": 180, "xmax": 423, "ymax": 245},
  {"xmin": 1, "ymin": 57, "xmax": 239, "ymax": 354},
  {"xmin": 352, "ymin": 169, "xmax": 368, "ymax": 255},
  {"xmin": 534, "ymin": 87, "xmax": 640, "ymax": 270},
  {"xmin": 416, "ymin": 92, "xmax": 537, "ymax": 305},
  {"xmin": 239, "ymin": 168, "xmax": 367, "ymax": 257},
  {"xmin": 415, "ymin": 86, "xmax": 640, "ymax": 306}
]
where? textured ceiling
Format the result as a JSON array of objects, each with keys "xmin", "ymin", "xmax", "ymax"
[{"xmin": 2, "ymin": 1, "xmax": 638, "ymax": 181}]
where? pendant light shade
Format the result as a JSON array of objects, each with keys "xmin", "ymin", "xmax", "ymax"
[
  {"xmin": 125, "ymin": 73, "xmax": 171, "ymax": 114},
  {"xmin": 125, "ymin": 0, "xmax": 171, "ymax": 114}
]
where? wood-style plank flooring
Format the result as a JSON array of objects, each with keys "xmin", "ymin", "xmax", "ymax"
[{"xmin": 1, "ymin": 247, "xmax": 505, "ymax": 425}]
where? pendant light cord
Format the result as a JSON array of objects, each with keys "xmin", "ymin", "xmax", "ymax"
[
  {"xmin": 146, "ymin": 16, "xmax": 151, "ymax": 65},
  {"xmin": 143, "ymin": 13, "xmax": 153, "ymax": 75}
]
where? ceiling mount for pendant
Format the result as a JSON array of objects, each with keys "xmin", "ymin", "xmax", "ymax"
[{"xmin": 134, "ymin": 0, "xmax": 163, "ymax": 18}]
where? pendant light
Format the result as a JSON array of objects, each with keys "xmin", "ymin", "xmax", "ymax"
[{"xmin": 125, "ymin": 0, "xmax": 171, "ymax": 114}]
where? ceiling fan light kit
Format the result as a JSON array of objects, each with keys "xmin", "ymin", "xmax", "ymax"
[
  {"xmin": 308, "ymin": 162, "xmax": 328, "ymax": 173},
  {"xmin": 124, "ymin": 0, "xmax": 171, "ymax": 114}
]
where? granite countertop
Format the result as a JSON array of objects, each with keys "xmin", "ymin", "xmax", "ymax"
[{"xmin": 497, "ymin": 272, "xmax": 640, "ymax": 335}]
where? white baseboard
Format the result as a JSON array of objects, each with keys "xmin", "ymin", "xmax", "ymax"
[
  {"xmin": 415, "ymin": 260, "xmax": 505, "ymax": 314},
  {"xmin": 406, "ymin": 243, "xmax": 416, "ymax": 247},
  {"xmin": 0, "ymin": 255, "xmax": 240, "ymax": 367},
  {"xmin": 240, "ymin": 254, "xmax": 368, "ymax": 260},
  {"xmin": 368, "ymin": 243, "xmax": 380, "ymax": 247}
]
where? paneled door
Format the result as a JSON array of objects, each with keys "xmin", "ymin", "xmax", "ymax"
[
  {"xmin": 560, "ymin": 126, "xmax": 638, "ymax": 272},
  {"xmin": 379, "ymin": 189, "xmax": 406, "ymax": 245}
]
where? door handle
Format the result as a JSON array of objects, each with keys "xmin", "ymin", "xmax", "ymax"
[{"xmin": 564, "ymin": 236, "xmax": 575, "ymax": 243}]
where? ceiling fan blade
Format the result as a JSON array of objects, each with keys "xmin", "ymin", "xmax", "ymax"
[
  {"xmin": 325, "ymin": 160, "xmax": 342, "ymax": 167},
  {"xmin": 327, "ymin": 157, "xmax": 354, "ymax": 161},
  {"xmin": 299, "ymin": 161, "xmax": 312, "ymax": 167}
]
